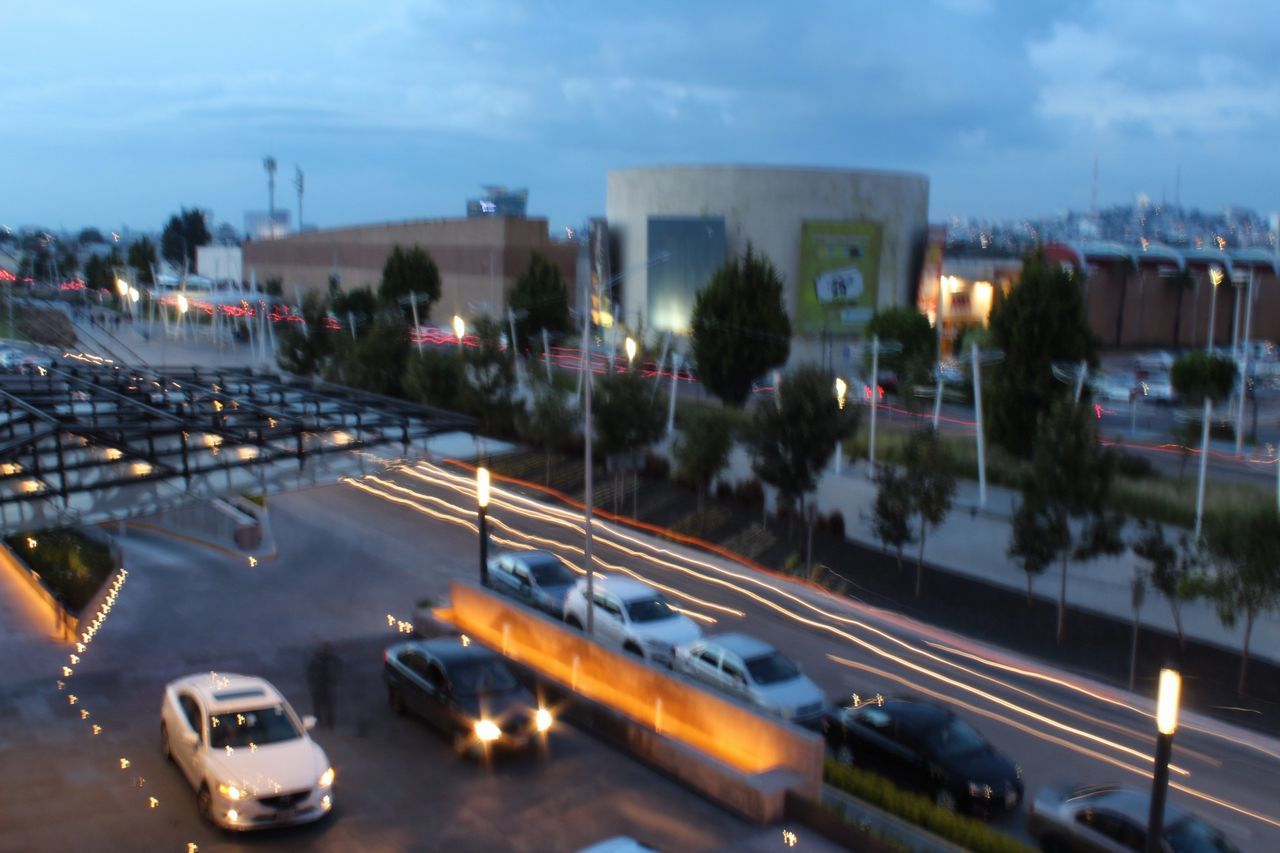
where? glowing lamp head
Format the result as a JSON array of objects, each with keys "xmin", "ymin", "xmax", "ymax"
[
  {"xmin": 1156, "ymin": 668, "xmax": 1180, "ymax": 735},
  {"xmin": 476, "ymin": 466, "xmax": 490, "ymax": 508},
  {"xmin": 834, "ymin": 377, "xmax": 848, "ymax": 410},
  {"xmin": 453, "ymin": 315, "xmax": 465, "ymax": 342},
  {"xmin": 1209, "ymin": 266, "xmax": 1224, "ymax": 288},
  {"xmin": 625, "ymin": 336, "xmax": 637, "ymax": 363},
  {"xmin": 115, "ymin": 278, "xmax": 128, "ymax": 295},
  {"xmin": 177, "ymin": 294, "xmax": 189, "ymax": 314},
  {"xmin": 128, "ymin": 287, "xmax": 139, "ymax": 303}
]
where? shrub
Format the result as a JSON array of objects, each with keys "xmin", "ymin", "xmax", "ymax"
[
  {"xmin": 1114, "ymin": 452, "xmax": 1155, "ymax": 480},
  {"xmin": 641, "ymin": 452, "xmax": 671, "ymax": 481},
  {"xmin": 823, "ymin": 759, "xmax": 1033, "ymax": 853},
  {"xmin": 734, "ymin": 478, "xmax": 764, "ymax": 509},
  {"xmin": 827, "ymin": 510, "xmax": 846, "ymax": 539},
  {"xmin": 7, "ymin": 529, "xmax": 115, "ymax": 614}
]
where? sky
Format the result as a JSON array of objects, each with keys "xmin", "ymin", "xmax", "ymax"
[{"xmin": 3, "ymin": 0, "xmax": 1279, "ymax": 235}]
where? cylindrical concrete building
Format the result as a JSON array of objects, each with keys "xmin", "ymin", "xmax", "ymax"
[{"xmin": 606, "ymin": 164, "xmax": 929, "ymax": 361}]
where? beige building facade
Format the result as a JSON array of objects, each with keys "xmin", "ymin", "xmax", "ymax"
[{"xmin": 241, "ymin": 217, "xmax": 577, "ymax": 322}]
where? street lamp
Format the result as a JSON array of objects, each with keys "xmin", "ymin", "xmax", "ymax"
[
  {"xmin": 834, "ymin": 377, "xmax": 848, "ymax": 474},
  {"xmin": 1207, "ymin": 266, "xmax": 1224, "ymax": 352},
  {"xmin": 115, "ymin": 278, "xmax": 128, "ymax": 296},
  {"xmin": 1146, "ymin": 667, "xmax": 1181, "ymax": 853},
  {"xmin": 476, "ymin": 466, "xmax": 490, "ymax": 586},
  {"xmin": 177, "ymin": 293, "xmax": 189, "ymax": 315},
  {"xmin": 453, "ymin": 314, "xmax": 465, "ymax": 348},
  {"xmin": 625, "ymin": 336, "xmax": 637, "ymax": 367}
]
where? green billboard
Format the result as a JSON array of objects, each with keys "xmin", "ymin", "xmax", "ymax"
[{"xmin": 796, "ymin": 220, "xmax": 883, "ymax": 334}]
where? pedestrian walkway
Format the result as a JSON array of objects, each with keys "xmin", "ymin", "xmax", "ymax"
[{"xmin": 719, "ymin": 448, "xmax": 1280, "ymax": 665}]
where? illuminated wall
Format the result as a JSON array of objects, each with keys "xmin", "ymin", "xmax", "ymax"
[{"xmin": 646, "ymin": 216, "xmax": 726, "ymax": 333}]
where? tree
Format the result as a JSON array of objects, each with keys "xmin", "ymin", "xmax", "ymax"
[
  {"xmin": 378, "ymin": 245, "xmax": 440, "ymax": 317},
  {"xmin": 746, "ymin": 365, "xmax": 859, "ymax": 531},
  {"xmin": 1131, "ymin": 519, "xmax": 1202, "ymax": 649},
  {"xmin": 902, "ymin": 428, "xmax": 956, "ymax": 597},
  {"xmin": 1012, "ymin": 399, "xmax": 1125, "ymax": 642},
  {"xmin": 329, "ymin": 282, "xmax": 379, "ymax": 336},
  {"xmin": 1171, "ymin": 351, "xmax": 1235, "ymax": 406},
  {"xmin": 336, "ymin": 320, "xmax": 409, "ymax": 397},
  {"xmin": 83, "ymin": 254, "xmax": 112, "ymax": 292},
  {"xmin": 127, "ymin": 237, "xmax": 156, "ymax": 285},
  {"xmin": 160, "ymin": 208, "xmax": 211, "ymax": 269},
  {"xmin": 690, "ymin": 244, "xmax": 791, "ymax": 407},
  {"xmin": 404, "ymin": 348, "xmax": 467, "ymax": 412},
  {"xmin": 77, "ymin": 227, "xmax": 105, "ymax": 245},
  {"xmin": 507, "ymin": 252, "xmax": 570, "ymax": 354},
  {"xmin": 525, "ymin": 380, "xmax": 578, "ymax": 485},
  {"xmin": 673, "ymin": 408, "xmax": 735, "ymax": 517},
  {"xmin": 866, "ymin": 307, "xmax": 935, "ymax": 402},
  {"xmin": 276, "ymin": 292, "xmax": 339, "ymax": 377},
  {"xmin": 264, "ymin": 277, "xmax": 284, "ymax": 297},
  {"xmin": 593, "ymin": 369, "xmax": 666, "ymax": 466},
  {"xmin": 871, "ymin": 464, "xmax": 914, "ymax": 571},
  {"xmin": 1008, "ymin": 491, "xmax": 1060, "ymax": 607},
  {"xmin": 463, "ymin": 316, "xmax": 518, "ymax": 434},
  {"xmin": 1199, "ymin": 508, "xmax": 1280, "ymax": 694},
  {"xmin": 214, "ymin": 222, "xmax": 241, "ymax": 246},
  {"xmin": 986, "ymin": 250, "xmax": 1097, "ymax": 457},
  {"xmin": 1166, "ymin": 269, "xmax": 1195, "ymax": 349}
]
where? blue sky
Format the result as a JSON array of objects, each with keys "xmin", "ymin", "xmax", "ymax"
[{"xmin": 4, "ymin": 0, "xmax": 1278, "ymax": 234}]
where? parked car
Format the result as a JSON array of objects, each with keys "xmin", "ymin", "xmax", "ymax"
[
  {"xmin": 487, "ymin": 549, "xmax": 578, "ymax": 617},
  {"xmin": 18, "ymin": 352, "xmax": 54, "ymax": 374},
  {"xmin": 1135, "ymin": 351, "xmax": 1175, "ymax": 371},
  {"xmin": 0, "ymin": 347, "xmax": 23, "ymax": 369},
  {"xmin": 383, "ymin": 637, "xmax": 552, "ymax": 754},
  {"xmin": 1139, "ymin": 374, "xmax": 1177, "ymax": 404},
  {"xmin": 159, "ymin": 673, "xmax": 335, "ymax": 830},
  {"xmin": 822, "ymin": 697, "xmax": 1022, "ymax": 816},
  {"xmin": 1090, "ymin": 372, "xmax": 1138, "ymax": 403},
  {"xmin": 673, "ymin": 633, "xmax": 826, "ymax": 727},
  {"xmin": 1028, "ymin": 783, "xmax": 1241, "ymax": 852},
  {"xmin": 561, "ymin": 574, "xmax": 701, "ymax": 667}
]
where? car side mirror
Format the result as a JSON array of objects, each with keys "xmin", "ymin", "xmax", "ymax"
[
  {"xmin": 181, "ymin": 729, "xmax": 199, "ymax": 748},
  {"xmin": 302, "ymin": 715, "xmax": 318, "ymax": 731}
]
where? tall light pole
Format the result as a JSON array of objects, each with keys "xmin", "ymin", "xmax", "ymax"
[
  {"xmin": 580, "ymin": 239, "xmax": 595, "ymax": 635},
  {"xmin": 453, "ymin": 314, "xmax": 466, "ymax": 353},
  {"xmin": 477, "ymin": 467, "xmax": 490, "ymax": 586},
  {"xmin": 1206, "ymin": 266, "xmax": 1223, "ymax": 352},
  {"xmin": 263, "ymin": 157, "xmax": 277, "ymax": 238},
  {"xmin": 834, "ymin": 377, "xmax": 848, "ymax": 475},
  {"xmin": 1146, "ymin": 668, "xmax": 1181, "ymax": 853},
  {"xmin": 294, "ymin": 166, "xmax": 304, "ymax": 232},
  {"xmin": 625, "ymin": 335, "xmax": 637, "ymax": 368}
]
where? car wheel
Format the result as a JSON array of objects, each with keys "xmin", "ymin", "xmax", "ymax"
[
  {"xmin": 161, "ymin": 722, "xmax": 173, "ymax": 762},
  {"xmin": 388, "ymin": 685, "xmax": 405, "ymax": 716},
  {"xmin": 934, "ymin": 788, "xmax": 958, "ymax": 811},
  {"xmin": 198, "ymin": 784, "xmax": 214, "ymax": 825},
  {"xmin": 623, "ymin": 642, "xmax": 643, "ymax": 658},
  {"xmin": 835, "ymin": 743, "xmax": 855, "ymax": 766},
  {"xmin": 565, "ymin": 615, "xmax": 583, "ymax": 631}
]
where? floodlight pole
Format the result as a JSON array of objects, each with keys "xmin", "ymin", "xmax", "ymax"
[
  {"xmin": 972, "ymin": 342, "xmax": 988, "ymax": 508},
  {"xmin": 667, "ymin": 355, "xmax": 681, "ymax": 438},
  {"xmin": 868, "ymin": 336, "xmax": 880, "ymax": 469},
  {"xmin": 1235, "ymin": 268, "xmax": 1254, "ymax": 456},
  {"xmin": 1074, "ymin": 359, "xmax": 1088, "ymax": 403},
  {"xmin": 581, "ymin": 245, "xmax": 595, "ymax": 636},
  {"xmin": 1146, "ymin": 668, "xmax": 1180, "ymax": 853},
  {"xmin": 932, "ymin": 369, "xmax": 944, "ymax": 431},
  {"xmin": 1194, "ymin": 397, "xmax": 1211, "ymax": 540}
]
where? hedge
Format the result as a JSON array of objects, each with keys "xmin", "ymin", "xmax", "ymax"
[
  {"xmin": 823, "ymin": 758, "xmax": 1034, "ymax": 853},
  {"xmin": 6, "ymin": 529, "xmax": 115, "ymax": 614}
]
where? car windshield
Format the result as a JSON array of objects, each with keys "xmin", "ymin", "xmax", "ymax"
[
  {"xmin": 924, "ymin": 717, "xmax": 987, "ymax": 759},
  {"xmin": 208, "ymin": 705, "xmax": 300, "ymax": 750},
  {"xmin": 1165, "ymin": 817, "xmax": 1241, "ymax": 853},
  {"xmin": 450, "ymin": 660, "xmax": 519, "ymax": 695},
  {"xmin": 744, "ymin": 651, "xmax": 800, "ymax": 685},
  {"xmin": 626, "ymin": 597, "xmax": 675, "ymax": 623},
  {"xmin": 527, "ymin": 557, "xmax": 575, "ymax": 587}
]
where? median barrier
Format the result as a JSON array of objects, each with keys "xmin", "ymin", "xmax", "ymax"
[{"xmin": 445, "ymin": 579, "xmax": 823, "ymax": 822}]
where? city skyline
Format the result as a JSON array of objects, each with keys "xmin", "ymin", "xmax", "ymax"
[{"xmin": 4, "ymin": 1, "xmax": 1279, "ymax": 233}]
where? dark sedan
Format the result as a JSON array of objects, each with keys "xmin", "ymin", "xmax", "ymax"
[
  {"xmin": 822, "ymin": 697, "xmax": 1022, "ymax": 816},
  {"xmin": 383, "ymin": 638, "xmax": 553, "ymax": 755}
]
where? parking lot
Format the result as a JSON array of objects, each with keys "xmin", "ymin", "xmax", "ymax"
[{"xmin": 0, "ymin": 502, "xmax": 819, "ymax": 852}]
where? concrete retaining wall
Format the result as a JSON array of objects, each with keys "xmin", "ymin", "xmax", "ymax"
[
  {"xmin": 446, "ymin": 579, "xmax": 823, "ymax": 821},
  {"xmin": 133, "ymin": 496, "xmax": 262, "ymax": 553}
]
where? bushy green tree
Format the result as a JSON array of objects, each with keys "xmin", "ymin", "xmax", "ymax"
[
  {"xmin": 1131, "ymin": 519, "xmax": 1201, "ymax": 649},
  {"xmin": 673, "ymin": 408, "xmax": 735, "ymax": 516},
  {"xmin": 464, "ymin": 316, "xmax": 518, "ymax": 434},
  {"xmin": 1011, "ymin": 399, "xmax": 1124, "ymax": 642},
  {"xmin": 747, "ymin": 365, "xmax": 859, "ymax": 529},
  {"xmin": 379, "ymin": 245, "xmax": 440, "ymax": 317},
  {"xmin": 404, "ymin": 348, "xmax": 468, "ymax": 411},
  {"xmin": 593, "ymin": 370, "xmax": 666, "ymax": 464},
  {"xmin": 335, "ymin": 320, "xmax": 409, "ymax": 397},
  {"xmin": 1171, "ymin": 351, "xmax": 1235, "ymax": 405},
  {"xmin": 507, "ymin": 252, "xmax": 570, "ymax": 354},
  {"xmin": 1199, "ymin": 508, "xmax": 1280, "ymax": 694},
  {"xmin": 866, "ymin": 307, "xmax": 936, "ymax": 400},
  {"xmin": 871, "ymin": 464, "xmax": 914, "ymax": 571},
  {"xmin": 690, "ymin": 244, "xmax": 791, "ymax": 407},
  {"xmin": 160, "ymin": 208, "xmax": 211, "ymax": 269},
  {"xmin": 276, "ymin": 292, "xmax": 339, "ymax": 377},
  {"xmin": 524, "ymin": 380, "xmax": 578, "ymax": 485},
  {"xmin": 986, "ymin": 250, "xmax": 1096, "ymax": 457},
  {"xmin": 127, "ymin": 237, "xmax": 156, "ymax": 285},
  {"xmin": 1008, "ymin": 490, "xmax": 1060, "ymax": 607},
  {"xmin": 329, "ymin": 282, "xmax": 379, "ymax": 336},
  {"xmin": 902, "ymin": 428, "xmax": 955, "ymax": 597}
]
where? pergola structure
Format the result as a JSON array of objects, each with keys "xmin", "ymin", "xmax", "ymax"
[{"xmin": 0, "ymin": 358, "xmax": 475, "ymax": 533}]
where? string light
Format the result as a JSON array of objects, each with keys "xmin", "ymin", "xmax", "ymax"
[{"xmin": 119, "ymin": 758, "xmax": 130, "ymax": 770}]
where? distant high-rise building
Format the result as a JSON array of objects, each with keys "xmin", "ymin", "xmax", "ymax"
[
  {"xmin": 245, "ymin": 210, "xmax": 291, "ymax": 241},
  {"xmin": 466, "ymin": 186, "xmax": 528, "ymax": 219}
]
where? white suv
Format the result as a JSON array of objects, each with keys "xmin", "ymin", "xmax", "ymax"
[
  {"xmin": 562, "ymin": 575, "xmax": 701, "ymax": 667},
  {"xmin": 160, "ymin": 673, "xmax": 335, "ymax": 830}
]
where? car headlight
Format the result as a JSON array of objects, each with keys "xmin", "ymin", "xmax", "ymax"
[
  {"xmin": 535, "ymin": 708, "xmax": 553, "ymax": 732},
  {"xmin": 217, "ymin": 782, "xmax": 244, "ymax": 801},
  {"xmin": 474, "ymin": 719, "xmax": 501, "ymax": 742},
  {"xmin": 318, "ymin": 767, "xmax": 335, "ymax": 788}
]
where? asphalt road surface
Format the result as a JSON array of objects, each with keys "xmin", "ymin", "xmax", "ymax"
[{"xmin": 343, "ymin": 456, "xmax": 1280, "ymax": 851}]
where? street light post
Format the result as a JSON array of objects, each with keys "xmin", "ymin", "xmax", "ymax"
[
  {"xmin": 834, "ymin": 377, "xmax": 847, "ymax": 474},
  {"xmin": 1146, "ymin": 668, "xmax": 1181, "ymax": 853},
  {"xmin": 453, "ymin": 314, "xmax": 466, "ymax": 354},
  {"xmin": 1206, "ymin": 267, "xmax": 1223, "ymax": 352},
  {"xmin": 477, "ymin": 467, "xmax": 490, "ymax": 586}
]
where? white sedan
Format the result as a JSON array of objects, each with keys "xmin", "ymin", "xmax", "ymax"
[
  {"xmin": 160, "ymin": 673, "xmax": 335, "ymax": 830},
  {"xmin": 674, "ymin": 633, "xmax": 826, "ymax": 727}
]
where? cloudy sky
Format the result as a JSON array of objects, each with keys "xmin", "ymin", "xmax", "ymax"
[{"xmin": 4, "ymin": 0, "xmax": 1278, "ymax": 234}]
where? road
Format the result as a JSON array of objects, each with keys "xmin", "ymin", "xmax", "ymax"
[{"xmin": 344, "ymin": 456, "xmax": 1280, "ymax": 851}]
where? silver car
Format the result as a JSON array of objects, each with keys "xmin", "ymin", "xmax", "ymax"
[
  {"xmin": 1028, "ymin": 784, "xmax": 1240, "ymax": 852},
  {"xmin": 673, "ymin": 633, "xmax": 826, "ymax": 727},
  {"xmin": 486, "ymin": 550, "xmax": 578, "ymax": 617}
]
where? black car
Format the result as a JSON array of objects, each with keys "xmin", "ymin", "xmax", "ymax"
[
  {"xmin": 383, "ymin": 638, "xmax": 553, "ymax": 755},
  {"xmin": 822, "ymin": 697, "xmax": 1022, "ymax": 816}
]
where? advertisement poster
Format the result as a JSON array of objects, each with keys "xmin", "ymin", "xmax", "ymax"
[{"xmin": 796, "ymin": 220, "xmax": 882, "ymax": 334}]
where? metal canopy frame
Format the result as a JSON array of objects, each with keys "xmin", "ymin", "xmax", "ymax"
[{"xmin": 0, "ymin": 361, "xmax": 474, "ymax": 529}]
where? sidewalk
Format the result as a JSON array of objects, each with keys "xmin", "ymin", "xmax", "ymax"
[{"xmin": 717, "ymin": 447, "xmax": 1280, "ymax": 665}]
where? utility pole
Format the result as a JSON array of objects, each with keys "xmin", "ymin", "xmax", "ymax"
[
  {"xmin": 263, "ymin": 157, "xmax": 277, "ymax": 238},
  {"xmin": 580, "ymin": 239, "xmax": 595, "ymax": 635},
  {"xmin": 295, "ymin": 167, "xmax": 304, "ymax": 232}
]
